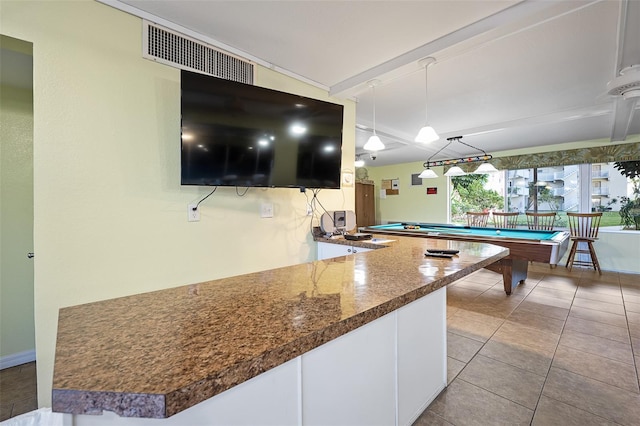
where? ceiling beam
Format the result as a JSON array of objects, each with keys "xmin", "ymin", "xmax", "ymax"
[
  {"xmin": 611, "ymin": 98, "xmax": 639, "ymax": 141},
  {"xmin": 609, "ymin": 0, "xmax": 640, "ymax": 141},
  {"xmin": 614, "ymin": 0, "xmax": 640, "ymax": 72},
  {"xmin": 329, "ymin": 0, "xmax": 562, "ymax": 99}
]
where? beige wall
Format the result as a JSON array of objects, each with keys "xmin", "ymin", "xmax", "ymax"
[
  {"xmin": 1, "ymin": 37, "xmax": 35, "ymax": 361},
  {"xmin": 1, "ymin": 0, "xmax": 355, "ymax": 406},
  {"xmin": 367, "ymin": 162, "xmax": 450, "ymax": 224}
]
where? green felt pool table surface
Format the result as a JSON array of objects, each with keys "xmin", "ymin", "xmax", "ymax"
[
  {"xmin": 363, "ymin": 223, "xmax": 571, "ymax": 295},
  {"xmin": 368, "ymin": 223, "xmax": 565, "ymax": 241}
]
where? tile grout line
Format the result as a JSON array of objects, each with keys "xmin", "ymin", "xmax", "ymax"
[
  {"xmin": 523, "ymin": 271, "xmax": 574, "ymax": 423},
  {"xmin": 455, "ymin": 377, "xmax": 537, "ymax": 414}
]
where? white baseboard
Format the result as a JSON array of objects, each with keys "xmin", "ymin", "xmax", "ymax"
[{"xmin": 0, "ymin": 349, "xmax": 36, "ymax": 370}]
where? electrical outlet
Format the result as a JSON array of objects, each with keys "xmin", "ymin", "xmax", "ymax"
[
  {"xmin": 306, "ymin": 203, "xmax": 313, "ymax": 216},
  {"xmin": 260, "ymin": 203, "xmax": 274, "ymax": 218},
  {"xmin": 188, "ymin": 204, "xmax": 200, "ymax": 222}
]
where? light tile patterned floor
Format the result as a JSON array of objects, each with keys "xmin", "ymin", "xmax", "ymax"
[{"xmin": 416, "ymin": 263, "xmax": 640, "ymax": 426}]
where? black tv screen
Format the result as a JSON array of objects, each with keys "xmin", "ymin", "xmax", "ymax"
[{"xmin": 180, "ymin": 70, "xmax": 344, "ymax": 188}]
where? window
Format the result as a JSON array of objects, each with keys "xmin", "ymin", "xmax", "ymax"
[
  {"xmin": 449, "ymin": 162, "xmax": 635, "ymax": 228},
  {"xmin": 500, "ymin": 166, "xmax": 579, "ymax": 227}
]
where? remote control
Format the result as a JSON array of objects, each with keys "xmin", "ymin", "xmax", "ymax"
[
  {"xmin": 424, "ymin": 253, "xmax": 455, "ymax": 259},
  {"xmin": 426, "ymin": 249, "xmax": 459, "ymax": 255}
]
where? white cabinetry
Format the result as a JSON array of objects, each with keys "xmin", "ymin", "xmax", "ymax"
[
  {"xmin": 317, "ymin": 241, "xmax": 372, "ymax": 260},
  {"xmin": 72, "ymin": 288, "xmax": 447, "ymax": 426}
]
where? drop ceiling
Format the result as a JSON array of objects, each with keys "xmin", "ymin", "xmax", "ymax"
[{"xmin": 106, "ymin": 0, "xmax": 640, "ymax": 166}]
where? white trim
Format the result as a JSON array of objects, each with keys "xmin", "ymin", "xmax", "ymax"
[
  {"xmin": 0, "ymin": 349, "xmax": 36, "ymax": 370},
  {"xmin": 579, "ymin": 163, "xmax": 592, "ymax": 212},
  {"xmin": 600, "ymin": 226, "xmax": 640, "ymax": 234}
]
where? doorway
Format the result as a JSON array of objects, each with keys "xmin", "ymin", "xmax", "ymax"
[
  {"xmin": 0, "ymin": 35, "xmax": 35, "ymax": 372},
  {"xmin": 355, "ymin": 182, "xmax": 375, "ymax": 227}
]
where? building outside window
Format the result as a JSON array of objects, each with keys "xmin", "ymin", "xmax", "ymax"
[
  {"xmin": 591, "ymin": 162, "xmax": 628, "ymax": 212},
  {"xmin": 451, "ymin": 162, "xmax": 633, "ymax": 228},
  {"xmin": 506, "ymin": 165, "xmax": 580, "ymax": 214}
]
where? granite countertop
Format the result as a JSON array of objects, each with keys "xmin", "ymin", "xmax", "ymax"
[
  {"xmin": 52, "ymin": 235, "xmax": 508, "ymax": 419},
  {"xmin": 314, "ymin": 234, "xmax": 400, "ymax": 250}
]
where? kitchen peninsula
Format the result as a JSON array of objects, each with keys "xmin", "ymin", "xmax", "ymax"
[{"xmin": 52, "ymin": 235, "xmax": 508, "ymax": 426}]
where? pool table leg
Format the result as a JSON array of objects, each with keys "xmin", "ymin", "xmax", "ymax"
[
  {"xmin": 502, "ymin": 259, "xmax": 529, "ymax": 295},
  {"xmin": 485, "ymin": 258, "xmax": 529, "ymax": 295}
]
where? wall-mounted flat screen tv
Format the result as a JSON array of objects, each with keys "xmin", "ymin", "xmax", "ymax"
[{"xmin": 181, "ymin": 69, "xmax": 344, "ymax": 189}]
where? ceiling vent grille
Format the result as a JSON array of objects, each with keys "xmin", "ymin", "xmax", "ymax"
[{"xmin": 143, "ymin": 21, "xmax": 254, "ymax": 84}]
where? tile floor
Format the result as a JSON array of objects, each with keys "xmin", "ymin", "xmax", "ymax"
[
  {"xmin": 416, "ymin": 262, "xmax": 640, "ymax": 426},
  {"xmin": 0, "ymin": 264, "xmax": 638, "ymax": 424},
  {"xmin": 0, "ymin": 361, "xmax": 37, "ymax": 421}
]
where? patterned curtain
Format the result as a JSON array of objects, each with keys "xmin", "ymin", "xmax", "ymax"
[{"xmin": 446, "ymin": 142, "xmax": 640, "ymax": 173}]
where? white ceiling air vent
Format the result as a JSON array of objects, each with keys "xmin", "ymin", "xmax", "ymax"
[
  {"xmin": 143, "ymin": 21, "xmax": 254, "ymax": 85},
  {"xmin": 607, "ymin": 64, "xmax": 640, "ymax": 100}
]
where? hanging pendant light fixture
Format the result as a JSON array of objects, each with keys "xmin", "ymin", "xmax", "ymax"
[
  {"xmin": 418, "ymin": 135, "xmax": 456, "ymax": 179},
  {"xmin": 415, "ymin": 57, "xmax": 439, "ymax": 144},
  {"xmin": 418, "ymin": 168, "xmax": 438, "ymax": 179},
  {"xmin": 417, "ymin": 136, "xmax": 497, "ymax": 178},
  {"xmin": 444, "ymin": 166, "xmax": 466, "ymax": 177},
  {"xmin": 474, "ymin": 162, "xmax": 499, "ymax": 173},
  {"xmin": 363, "ymin": 80, "xmax": 385, "ymax": 152},
  {"xmin": 354, "ymin": 154, "xmax": 365, "ymax": 168}
]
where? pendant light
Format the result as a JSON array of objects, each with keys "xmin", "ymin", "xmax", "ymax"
[
  {"xmin": 444, "ymin": 166, "xmax": 466, "ymax": 177},
  {"xmin": 415, "ymin": 57, "xmax": 439, "ymax": 144},
  {"xmin": 363, "ymin": 80, "xmax": 385, "ymax": 151},
  {"xmin": 354, "ymin": 155, "xmax": 365, "ymax": 168},
  {"xmin": 418, "ymin": 168, "xmax": 438, "ymax": 179},
  {"xmin": 474, "ymin": 162, "xmax": 499, "ymax": 174}
]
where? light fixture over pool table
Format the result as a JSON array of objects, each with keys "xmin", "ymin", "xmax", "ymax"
[{"xmin": 418, "ymin": 136, "xmax": 498, "ymax": 178}]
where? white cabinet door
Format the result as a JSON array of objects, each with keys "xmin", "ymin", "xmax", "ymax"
[
  {"xmin": 317, "ymin": 242, "xmax": 372, "ymax": 260},
  {"xmin": 301, "ymin": 311, "xmax": 397, "ymax": 426},
  {"xmin": 397, "ymin": 287, "xmax": 447, "ymax": 425}
]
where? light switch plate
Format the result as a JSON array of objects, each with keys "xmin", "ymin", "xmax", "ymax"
[{"xmin": 260, "ymin": 203, "xmax": 274, "ymax": 218}]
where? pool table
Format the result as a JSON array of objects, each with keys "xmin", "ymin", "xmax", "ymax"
[{"xmin": 363, "ymin": 223, "xmax": 570, "ymax": 295}]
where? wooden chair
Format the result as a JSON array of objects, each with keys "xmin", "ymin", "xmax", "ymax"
[
  {"xmin": 566, "ymin": 212, "xmax": 603, "ymax": 274},
  {"xmin": 466, "ymin": 212, "xmax": 489, "ymax": 227},
  {"xmin": 492, "ymin": 212, "xmax": 519, "ymax": 229},
  {"xmin": 525, "ymin": 212, "xmax": 557, "ymax": 230}
]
